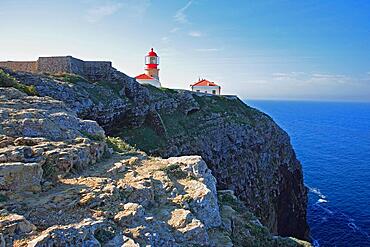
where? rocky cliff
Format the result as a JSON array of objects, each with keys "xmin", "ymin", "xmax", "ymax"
[
  {"xmin": 0, "ymin": 68, "xmax": 310, "ymax": 246},
  {"xmin": 123, "ymin": 86, "xmax": 310, "ymax": 240}
]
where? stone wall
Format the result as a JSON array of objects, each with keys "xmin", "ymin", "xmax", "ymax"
[
  {"xmin": 0, "ymin": 61, "xmax": 37, "ymax": 73},
  {"xmin": 37, "ymin": 56, "xmax": 72, "ymax": 74},
  {"xmin": 69, "ymin": 57, "xmax": 85, "ymax": 76},
  {"xmin": 0, "ymin": 56, "xmax": 113, "ymax": 81},
  {"xmin": 84, "ymin": 61, "xmax": 112, "ymax": 81}
]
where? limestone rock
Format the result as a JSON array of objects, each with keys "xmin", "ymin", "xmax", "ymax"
[
  {"xmin": 0, "ymin": 162, "xmax": 43, "ymax": 192},
  {"xmin": 127, "ymin": 88, "xmax": 310, "ymax": 240},
  {"xmin": 0, "ymin": 87, "xmax": 107, "ymax": 192},
  {"xmin": 1, "ymin": 68, "xmax": 311, "ymax": 245},
  {"xmin": 114, "ymin": 203, "xmax": 145, "ymax": 226},
  {"xmin": 166, "ymin": 156, "xmax": 221, "ymax": 228},
  {"xmin": 27, "ymin": 219, "xmax": 106, "ymax": 247},
  {"xmin": 0, "ymin": 213, "xmax": 36, "ymax": 246}
]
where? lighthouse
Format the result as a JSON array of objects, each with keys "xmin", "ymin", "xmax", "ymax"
[{"xmin": 135, "ymin": 48, "xmax": 161, "ymax": 87}]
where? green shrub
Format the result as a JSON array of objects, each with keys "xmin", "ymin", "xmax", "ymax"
[
  {"xmin": 80, "ymin": 131, "xmax": 105, "ymax": 142},
  {"xmin": 106, "ymin": 136, "xmax": 136, "ymax": 153},
  {"xmin": 42, "ymin": 160, "xmax": 56, "ymax": 180},
  {"xmin": 0, "ymin": 69, "xmax": 38, "ymax": 96}
]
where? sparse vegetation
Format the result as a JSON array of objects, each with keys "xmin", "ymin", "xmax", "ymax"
[
  {"xmin": 118, "ymin": 125, "xmax": 166, "ymax": 152},
  {"xmin": 80, "ymin": 131, "xmax": 105, "ymax": 142},
  {"xmin": 0, "ymin": 69, "xmax": 38, "ymax": 96},
  {"xmin": 96, "ymin": 80, "xmax": 124, "ymax": 96},
  {"xmin": 160, "ymin": 163, "xmax": 187, "ymax": 179},
  {"xmin": 52, "ymin": 73, "xmax": 89, "ymax": 83},
  {"xmin": 143, "ymin": 84, "xmax": 177, "ymax": 94},
  {"xmin": 117, "ymin": 86, "xmax": 263, "ymax": 153},
  {"xmin": 42, "ymin": 160, "xmax": 56, "ymax": 180},
  {"xmin": 106, "ymin": 136, "xmax": 137, "ymax": 153}
]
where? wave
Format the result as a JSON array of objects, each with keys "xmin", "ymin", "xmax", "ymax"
[
  {"xmin": 317, "ymin": 198, "xmax": 327, "ymax": 203},
  {"xmin": 307, "ymin": 185, "xmax": 370, "ymax": 244},
  {"xmin": 308, "ymin": 186, "xmax": 327, "ymax": 199}
]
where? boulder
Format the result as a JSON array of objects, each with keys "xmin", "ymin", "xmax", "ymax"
[{"xmin": 0, "ymin": 162, "xmax": 43, "ymax": 192}]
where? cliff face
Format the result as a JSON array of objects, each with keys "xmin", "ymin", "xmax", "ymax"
[
  {"xmin": 118, "ymin": 86, "xmax": 310, "ymax": 240},
  {"xmin": 1, "ymin": 68, "xmax": 310, "ymax": 242}
]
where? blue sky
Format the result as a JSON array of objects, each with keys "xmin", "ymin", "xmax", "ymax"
[{"xmin": 1, "ymin": 0, "xmax": 370, "ymax": 101}]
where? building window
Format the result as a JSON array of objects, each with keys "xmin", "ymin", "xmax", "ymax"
[{"xmin": 212, "ymin": 90, "xmax": 216, "ymax": 94}]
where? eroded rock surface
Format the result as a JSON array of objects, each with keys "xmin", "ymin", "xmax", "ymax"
[
  {"xmin": 0, "ymin": 88, "xmax": 106, "ymax": 192},
  {"xmin": 0, "ymin": 68, "xmax": 311, "ymax": 245},
  {"xmin": 0, "ymin": 153, "xmax": 222, "ymax": 246},
  {"xmin": 0, "ymin": 152, "xmax": 310, "ymax": 247}
]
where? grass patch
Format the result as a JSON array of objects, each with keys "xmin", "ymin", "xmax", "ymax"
[
  {"xmin": 80, "ymin": 131, "xmax": 105, "ymax": 142},
  {"xmin": 193, "ymin": 95, "xmax": 259, "ymax": 125},
  {"xmin": 143, "ymin": 84, "xmax": 177, "ymax": 95},
  {"xmin": 106, "ymin": 136, "xmax": 136, "ymax": 153},
  {"xmin": 52, "ymin": 73, "xmax": 89, "ymax": 84},
  {"xmin": 0, "ymin": 69, "xmax": 38, "ymax": 96},
  {"xmin": 118, "ymin": 125, "xmax": 166, "ymax": 152}
]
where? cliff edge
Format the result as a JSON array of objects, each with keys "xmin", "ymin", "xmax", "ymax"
[{"xmin": 0, "ymin": 68, "xmax": 310, "ymax": 245}]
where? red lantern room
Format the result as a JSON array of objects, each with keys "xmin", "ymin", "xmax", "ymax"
[{"xmin": 145, "ymin": 48, "xmax": 160, "ymax": 80}]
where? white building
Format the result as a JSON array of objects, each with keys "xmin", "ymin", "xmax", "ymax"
[
  {"xmin": 135, "ymin": 74, "xmax": 161, "ymax": 87},
  {"xmin": 190, "ymin": 79, "xmax": 221, "ymax": 95},
  {"xmin": 135, "ymin": 48, "xmax": 161, "ymax": 87}
]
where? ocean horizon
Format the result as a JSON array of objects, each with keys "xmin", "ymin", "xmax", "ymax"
[{"xmin": 247, "ymin": 100, "xmax": 370, "ymax": 247}]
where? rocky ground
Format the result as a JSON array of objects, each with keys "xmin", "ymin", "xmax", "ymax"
[
  {"xmin": 0, "ymin": 68, "xmax": 311, "ymax": 246},
  {"xmin": 1, "ymin": 150, "xmax": 310, "ymax": 246}
]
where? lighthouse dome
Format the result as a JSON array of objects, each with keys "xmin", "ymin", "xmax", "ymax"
[{"xmin": 148, "ymin": 48, "xmax": 158, "ymax": 57}]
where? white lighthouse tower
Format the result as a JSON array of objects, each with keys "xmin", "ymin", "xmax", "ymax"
[{"xmin": 135, "ymin": 48, "xmax": 161, "ymax": 87}]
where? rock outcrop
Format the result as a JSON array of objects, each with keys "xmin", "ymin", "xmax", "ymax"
[
  {"xmin": 0, "ymin": 148, "xmax": 309, "ymax": 246},
  {"xmin": 119, "ymin": 88, "xmax": 310, "ymax": 240},
  {"xmin": 4, "ymin": 68, "xmax": 149, "ymax": 130},
  {"xmin": 0, "ymin": 87, "xmax": 106, "ymax": 192},
  {"xmin": 0, "ymin": 67, "xmax": 310, "ymax": 244}
]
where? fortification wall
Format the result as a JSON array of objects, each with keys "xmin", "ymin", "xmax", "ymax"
[
  {"xmin": 0, "ymin": 61, "xmax": 37, "ymax": 73},
  {"xmin": 0, "ymin": 56, "xmax": 113, "ymax": 81},
  {"xmin": 84, "ymin": 61, "xmax": 112, "ymax": 81},
  {"xmin": 37, "ymin": 57, "xmax": 72, "ymax": 74},
  {"xmin": 69, "ymin": 57, "xmax": 85, "ymax": 76}
]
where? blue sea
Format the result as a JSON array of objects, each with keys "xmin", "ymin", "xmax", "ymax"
[{"xmin": 247, "ymin": 100, "xmax": 370, "ymax": 247}]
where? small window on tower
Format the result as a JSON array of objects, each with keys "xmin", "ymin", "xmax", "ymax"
[
  {"xmin": 150, "ymin": 57, "xmax": 157, "ymax": 64},
  {"xmin": 212, "ymin": 90, "xmax": 216, "ymax": 94}
]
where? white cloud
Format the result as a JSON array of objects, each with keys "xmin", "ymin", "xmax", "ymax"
[
  {"xmin": 188, "ymin": 31, "xmax": 202, "ymax": 37},
  {"xmin": 170, "ymin": 27, "xmax": 180, "ymax": 33},
  {"xmin": 161, "ymin": 36, "xmax": 170, "ymax": 43},
  {"xmin": 85, "ymin": 0, "xmax": 150, "ymax": 23},
  {"xmin": 86, "ymin": 2, "xmax": 123, "ymax": 23},
  {"xmin": 196, "ymin": 48, "xmax": 222, "ymax": 52},
  {"xmin": 272, "ymin": 72, "xmax": 306, "ymax": 81},
  {"xmin": 272, "ymin": 72, "xmax": 355, "ymax": 85},
  {"xmin": 174, "ymin": 1, "xmax": 192, "ymax": 24}
]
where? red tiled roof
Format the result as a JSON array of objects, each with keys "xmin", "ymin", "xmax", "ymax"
[
  {"xmin": 135, "ymin": 73, "xmax": 154, "ymax": 80},
  {"xmin": 191, "ymin": 79, "xmax": 220, "ymax": 87}
]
